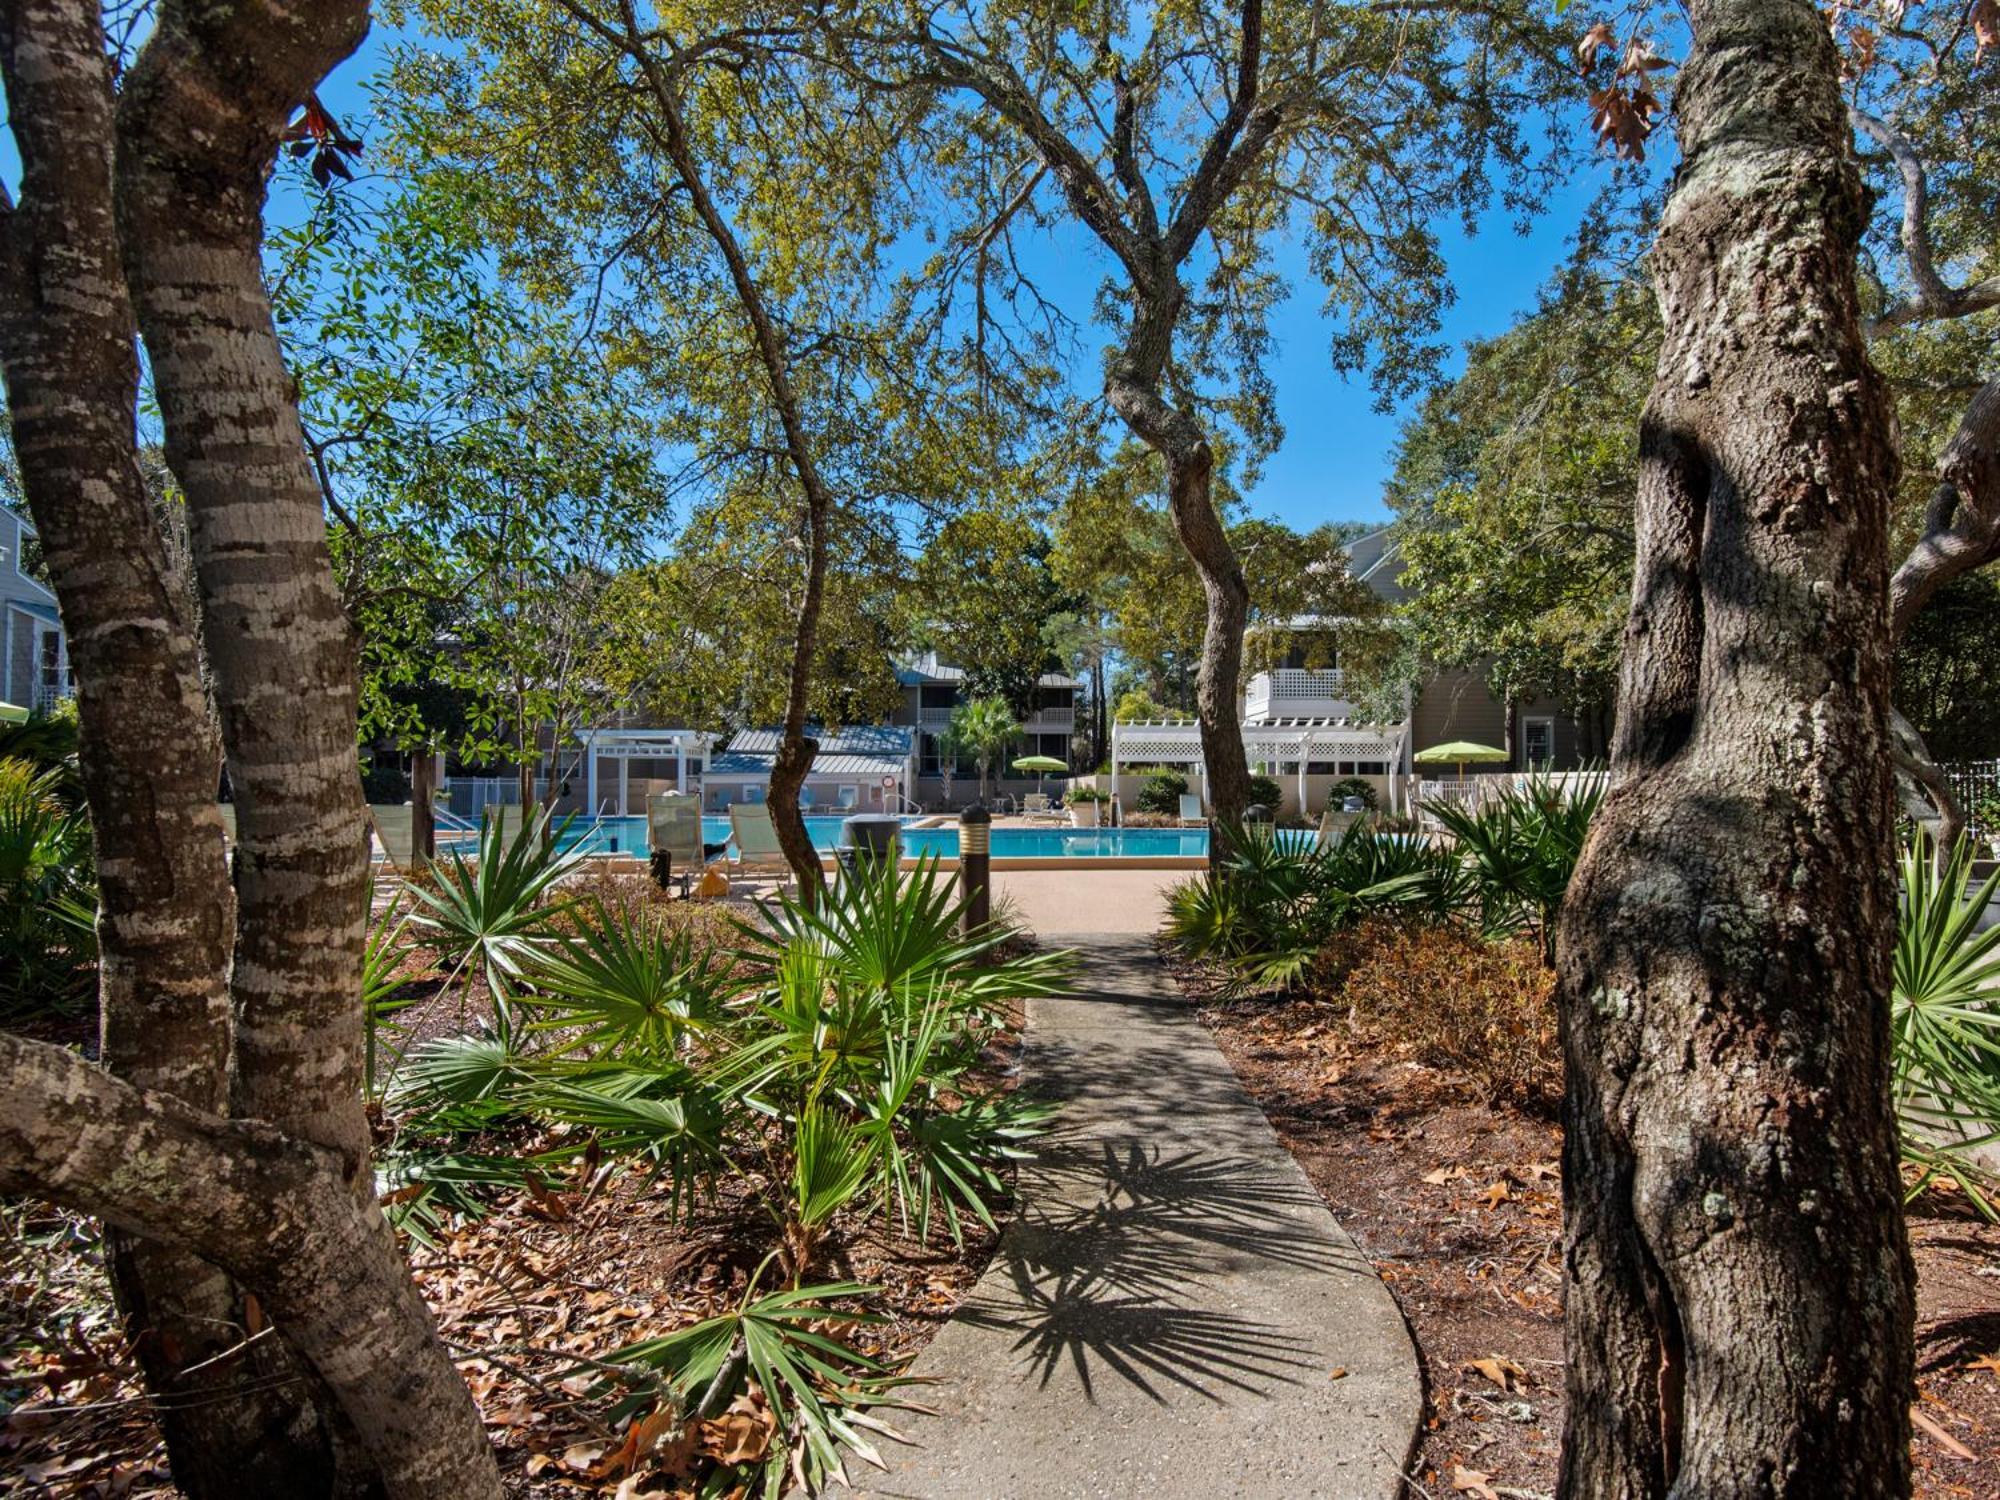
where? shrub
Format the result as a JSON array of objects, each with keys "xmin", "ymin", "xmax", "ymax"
[
  {"xmin": 1424, "ymin": 773, "xmax": 1606, "ymax": 962},
  {"xmin": 1135, "ymin": 768, "xmax": 1188, "ymax": 814},
  {"xmin": 1319, "ymin": 918, "xmax": 1558, "ymax": 1111},
  {"xmin": 0, "ymin": 756, "xmax": 96, "ymax": 1016},
  {"xmin": 1326, "ymin": 776, "xmax": 1378, "ymax": 811},
  {"xmin": 1067, "ymin": 784, "xmax": 1110, "ymax": 804},
  {"xmin": 1246, "ymin": 773, "xmax": 1283, "ymax": 810},
  {"xmin": 1163, "ymin": 821, "xmax": 1464, "ymax": 991},
  {"xmin": 1892, "ymin": 832, "xmax": 2000, "ymax": 1217}
]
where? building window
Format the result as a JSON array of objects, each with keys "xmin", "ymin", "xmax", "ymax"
[{"xmin": 1521, "ymin": 718, "xmax": 1555, "ymax": 769}]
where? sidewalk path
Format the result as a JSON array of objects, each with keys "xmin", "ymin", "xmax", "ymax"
[{"xmin": 860, "ymin": 934, "xmax": 1421, "ymax": 1500}]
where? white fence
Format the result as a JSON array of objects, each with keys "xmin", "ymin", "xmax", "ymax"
[{"xmin": 1946, "ymin": 761, "xmax": 2000, "ymax": 838}]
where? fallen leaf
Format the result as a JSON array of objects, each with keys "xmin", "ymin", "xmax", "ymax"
[
  {"xmin": 562, "ymin": 1441, "xmax": 605, "ymax": 1473},
  {"xmin": 1478, "ymin": 1180, "xmax": 1513, "ymax": 1209},
  {"xmin": 701, "ymin": 1411, "xmax": 771, "ymax": 1466},
  {"xmin": 1451, "ymin": 1464, "xmax": 1499, "ymax": 1500},
  {"xmin": 1328, "ymin": 1367, "xmax": 1348, "ymax": 1380},
  {"xmin": 1963, "ymin": 1353, "xmax": 2000, "ymax": 1378},
  {"xmin": 1464, "ymin": 1356, "xmax": 1529, "ymax": 1392}
]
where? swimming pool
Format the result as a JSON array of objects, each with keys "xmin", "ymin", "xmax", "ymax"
[{"xmin": 555, "ymin": 815, "xmax": 1211, "ymax": 861}]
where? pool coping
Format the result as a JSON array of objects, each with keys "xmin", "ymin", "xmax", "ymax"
[{"xmin": 580, "ymin": 854, "xmax": 1209, "ymax": 876}]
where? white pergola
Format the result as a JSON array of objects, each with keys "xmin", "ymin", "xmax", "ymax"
[
  {"xmin": 578, "ymin": 728, "xmax": 713, "ymax": 816},
  {"xmin": 1109, "ymin": 717, "xmax": 1410, "ymax": 810}
]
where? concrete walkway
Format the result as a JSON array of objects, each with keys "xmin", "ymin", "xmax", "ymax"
[{"xmin": 859, "ymin": 934, "xmax": 1421, "ymax": 1499}]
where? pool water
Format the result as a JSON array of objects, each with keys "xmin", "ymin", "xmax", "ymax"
[{"xmin": 555, "ymin": 815, "xmax": 1210, "ymax": 860}]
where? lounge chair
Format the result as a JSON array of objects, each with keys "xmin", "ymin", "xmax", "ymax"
[
  {"xmin": 1021, "ymin": 792, "xmax": 1064, "ymax": 822},
  {"xmin": 836, "ymin": 784, "xmax": 860, "ymax": 812},
  {"xmin": 647, "ymin": 795, "xmax": 710, "ymax": 895},
  {"xmin": 799, "ymin": 786, "xmax": 816, "ymax": 812},
  {"xmin": 729, "ymin": 802, "xmax": 796, "ymax": 887},
  {"xmin": 1178, "ymin": 792, "xmax": 1205, "ymax": 826},
  {"xmin": 1316, "ymin": 804, "xmax": 1364, "ymax": 846}
]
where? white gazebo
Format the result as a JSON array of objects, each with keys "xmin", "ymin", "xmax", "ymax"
[
  {"xmin": 1109, "ymin": 717, "xmax": 1411, "ymax": 815},
  {"xmin": 578, "ymin": 728, "xmax": 713, "ymax": 817}
]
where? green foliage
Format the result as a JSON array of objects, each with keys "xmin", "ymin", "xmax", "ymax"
[
  {"xmin": 940, "ymin": 697, "xmax": 1020, "ymax": 802},
  {"xmin": 1134, "ymin": 768, "xmax": 1187, "ymax": 815},
  {"xmin": 1327, "ymin": 777, "xmax": 1380, "ymax": 811},
  {"xmin": 1388, "ymin": 277, "xmax": 1650, "ymax": 720},
  {"xmin": 1164, "ymin": 821, "xmax": 1459, "ymax": 993},
  {"xmin": 1055, "ymin": 444, "xmax": 1393, "ymax": 707},
  {"xmin": 1245, "ymin": 774, "xmax": 1283, "ymax": 810},
  {"xmin": 361, "ymin": 764, "xmax": 412, "ymax": 804},
  {"xmin": 592, "ymin": 1277, "xmax": 903, "ymax": 1499},
  {"xmin": 0, "ymin": 757, "xmax": 96, "ymax": 1016},
  {"xmin": 1892, "ymin": 834, "xmax": 2000, "ymax": 1218},
  {"xmin": 906, "ymin": 509, "xmax": 1069, "ymax": 713},
  {"xmin": 382, "ymin": 854, "xmax": 1068, "ymax": 1328},
  {"xmin": 404, "ymin": 807, "xmax": 584, "ymax": 1042},
  {"xmin": 1422, "ymin": 776, "xmax": 1608, "ymax": 962},
  {"xmin": 1896, "ymin": 568, "xmax": 2000, "ymax": 760},
  {"xmin": 1165, "ymin": 777, "xmax": 1604, "ymax": 987}
]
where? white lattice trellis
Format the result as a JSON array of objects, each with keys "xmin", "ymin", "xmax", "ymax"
[{"xmin": 1109, "ymin": 717, "xmax": 1408, "ymax": 811}]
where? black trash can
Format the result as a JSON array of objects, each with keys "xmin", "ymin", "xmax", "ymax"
[{"xmin": 837, "ymin": 814, "xmax": 901, "ymax": 882}]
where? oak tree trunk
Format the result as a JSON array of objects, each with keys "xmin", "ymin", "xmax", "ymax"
[
  {"xmin": 0, "ymin": 1, "xmax": 334, "ymax": 1488},
  {"xmin": 1554, "ymin": 2, "xmax": 1914, "ymax": 1494},
  {"xmin": 1105, "ymin": 368, "xmax": 1252, "ymax": 825}
]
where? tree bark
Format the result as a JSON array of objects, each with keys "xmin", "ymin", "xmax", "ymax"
[
  {"xmin": 113, "ymin": 0, "xmax": 499, "ymax": 1491},
  {"xmin": 117, "ymin": 0, "xmax": 377, "ymax": 1167},
  {"xmin": 0, "ymin": 1031, "xmax": 498, "ymax": 1500},
  {"xmin": 1108, "ymin": 400, "xmax": 1251, "ymax": 825},
  {"xmin": 0, "ymin": 1, "xmax": 334, "ymax": 1489},
  {"xmin": 1554, "ymin": 2, "xmax": 1914, "ymax": 1494}
]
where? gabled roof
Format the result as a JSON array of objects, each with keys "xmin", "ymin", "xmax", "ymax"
[{"xmin": 1344, "ymin": 527, "xmax": 1409, "ymax": 604}]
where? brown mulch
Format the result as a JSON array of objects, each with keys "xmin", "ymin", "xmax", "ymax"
[
  {"xmin": 0, "ymin": 877, "xmax": 1029, "ymax": 1498},
  {"xmin": 1181, "ymin": 974, "xmax": 2000, "ymax": 1500}
]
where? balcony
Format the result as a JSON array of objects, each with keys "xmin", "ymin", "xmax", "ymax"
[
  {"xmin": 1243, "ymin": 668, "xmax": 1352, "ymax": 723},
  {"xmin": 917, "ymin": 702, "xmax": 1076, "ymax": 730}
]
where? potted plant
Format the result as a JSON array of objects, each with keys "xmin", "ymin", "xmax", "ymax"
[{"xmin": 1069, "ymin": 784, "xmax": 1109, "ymax": 828}]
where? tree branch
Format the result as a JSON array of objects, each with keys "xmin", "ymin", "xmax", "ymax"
[
  {"xmin": 1890, "ymin": 375, "xmax": 2000, "ymax": 641},
  {"xmin": 1851, "ymin": 105, "xmax": 2000, "ymax": 334},
  {"xmin": 0, "ymin": 1031, "xmax": 498, "ymax": 1500}
]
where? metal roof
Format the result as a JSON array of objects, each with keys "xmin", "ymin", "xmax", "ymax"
[
  {"xmin": 723, "ymin": 724, "xmax": 912, "ymax": 757},
  {"xmin": 708, "ymin": 750, "xmax": 910, "ymax": 778}
]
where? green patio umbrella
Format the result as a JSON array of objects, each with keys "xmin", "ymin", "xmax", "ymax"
[
  {"xmin": 1412, "ymin": 740, "xmax": 1508, "ymax": 779},
  {"xmin": 1010, "ymin": 754, "xmax": 1068, "ymax": 794}
]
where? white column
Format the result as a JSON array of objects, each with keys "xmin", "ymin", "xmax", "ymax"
[
  {"xmin": 1109, "ymin": 722, "xmax": 1121, "ymax": 814},
  {"xmin": 584, "ymin": 733, "xmax": 598, "ymax": 813},
  {"xmin": 618, "ymin": 751, "xmax": 629, "ymax": 818},
  {"xmin": 676, "ymin": 737, "xmax": 686, "ymax": 792},
  {"xmin": 1296, "ymin": 731, "xmax": 1309, "ymax": 817}
]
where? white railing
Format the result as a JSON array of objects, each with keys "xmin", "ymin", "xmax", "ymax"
[
  {"xmin": 917, "ymin": 705, "xmax": 955, "ymax": 726},
  {"xmin": 1948, "ymin": 760, "xmax": 2000, "ymax": 838},
  {"xmin": 1244, "ymin": 667, "xmax": 1348, "ymax": 721},
  {"xmin": 31, "ymin": 671, "xmax": 72, "ymax": 712},
  {"xmin": 1025, "ymin": 704, "xmax": 1075, "ymax": 729}
]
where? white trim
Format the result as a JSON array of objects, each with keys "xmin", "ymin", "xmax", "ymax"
[{"xmin": 1521, "ymin": 714, "xmax": 1556, "ymax": 771}]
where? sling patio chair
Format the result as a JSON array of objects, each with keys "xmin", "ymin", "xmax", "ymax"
[
  {"xmin": 647, "ymin": 794, "xmax": 712, "ymax": 896},
  {"xmin": 1177, "ymin": 792, "xmax": 1206, "ymax": 826},
  {"xmin": 728, "ymin": 802, "xmax": 798, "ymax": 889}
]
